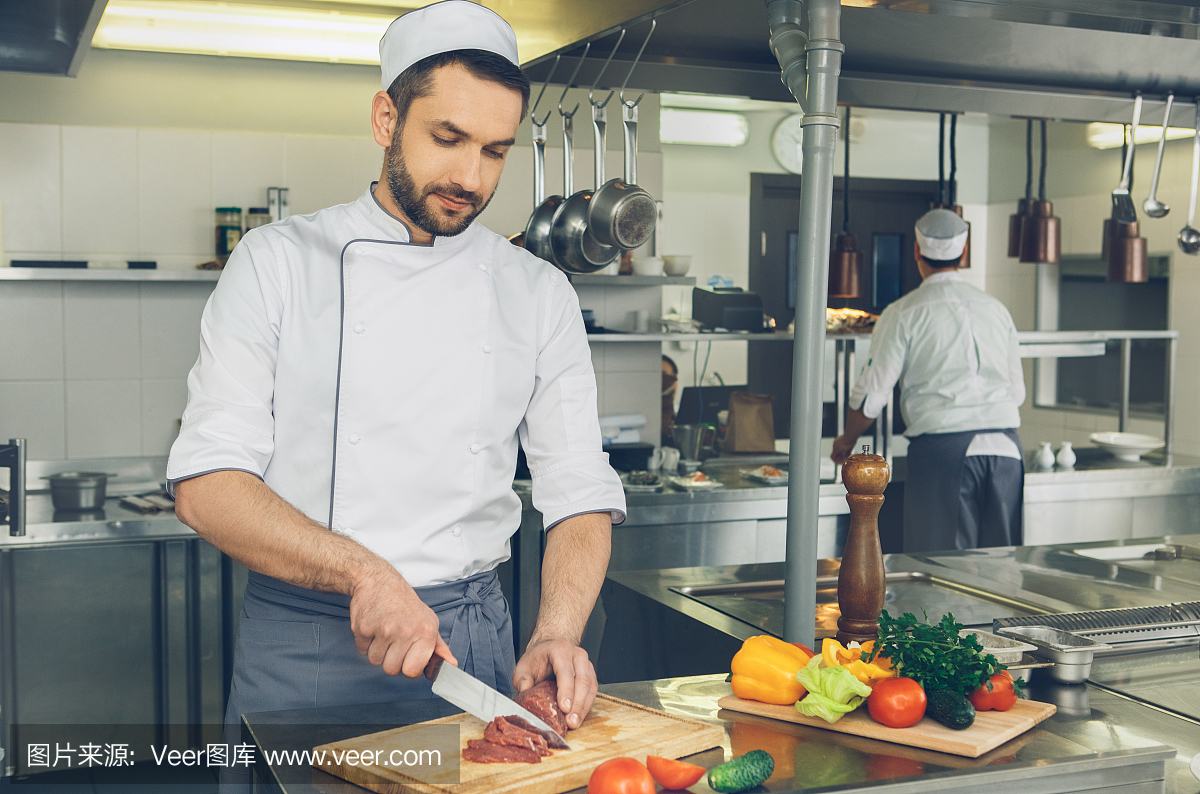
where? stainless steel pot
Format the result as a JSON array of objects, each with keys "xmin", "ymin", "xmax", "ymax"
[
  {"xmin": 45, "ymin": 472, "xmax": 111, "ymax": 511},
  {"xmin": 550, "ymin": 96, "xmax": 620, "ymax": 273}
]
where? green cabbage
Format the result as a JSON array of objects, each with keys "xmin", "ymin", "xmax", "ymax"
[{"xmin": 795, "ymin": 655, "xmax": 873, "ymax": 723}]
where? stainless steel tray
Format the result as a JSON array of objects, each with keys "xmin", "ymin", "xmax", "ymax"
[{"xmin": 671, "ymin": 571, "xmax": 1049, "ymax": 638}]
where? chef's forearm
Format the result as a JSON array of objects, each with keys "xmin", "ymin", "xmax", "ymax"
[
  {"xmin": 529, "ymin": 512, "xmax": 612, "ymax": 645},
  {"xmin": 174, "ymin": 470, "xmax": 392, "ymax": 595},
  {"xmin": 841, "ymin": 407, "xmax": 875, "ymax": 443}
]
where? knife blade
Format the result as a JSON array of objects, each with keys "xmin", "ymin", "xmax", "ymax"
[{"xmin": 429, "ymin": 660, "xmax": 571, "ymax": 750}]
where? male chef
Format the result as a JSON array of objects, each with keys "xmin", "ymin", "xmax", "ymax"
[
  {"xmin": 167, "ymin": 0, "xmax": 625, "ymax": 780},
  {"xmin": 831, "ymin": 209, "xmax": 1025, "ymax": 552}
]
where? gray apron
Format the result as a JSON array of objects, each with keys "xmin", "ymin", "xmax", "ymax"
[
  {"xmin": 903, "ymin": 428, "xmax": 1024, "ymax": 553},
  {"xmin": 219, "ymin": 568, "xmax": 514, "ymax": 792}
]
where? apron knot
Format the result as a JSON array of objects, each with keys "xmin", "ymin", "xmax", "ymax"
[{"xmin": 438, "ymin": 570, "xmax": 514, "ymax": 693}]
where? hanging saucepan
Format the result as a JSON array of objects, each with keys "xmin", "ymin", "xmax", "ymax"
[
  {"xmin": 523, "ymin": 56, "xmax": 563, "ymax": 263},
  {"xmin": 587, "ymin": 20, "xmax": 658, "ymax": 252},
  {"xmin": 548, "ymin": 35, "xmax": 624, "ymax": 273}
]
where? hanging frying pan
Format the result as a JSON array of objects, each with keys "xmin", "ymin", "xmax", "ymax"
[{"xmin": 523, "ymin": 57, "xmax": 563, "ymax": 263}]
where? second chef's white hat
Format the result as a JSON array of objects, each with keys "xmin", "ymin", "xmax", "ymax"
[
  {"xmin": 914, "ymin": 208, "xmax": 969, "ymax": 262},
  {"xmin": 379, "ymin": 0, "xmax": 520, "ymax": 90}
]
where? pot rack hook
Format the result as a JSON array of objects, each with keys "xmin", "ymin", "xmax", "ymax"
[
  {"xmin": 619, "ymin": 18, "xmax": 656, "ymax": 109},
  {"xmin": 530, "ymin": 54, "xmax": 560, "ymax": 127},
  {"xmin": 589, "ymin": 28, "xmax": 626, "ymax": 109},
  {"xmin": 557, "ymin": 41, "xmax": 591, "ymax": 119}
]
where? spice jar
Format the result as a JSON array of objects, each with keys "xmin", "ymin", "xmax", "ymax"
[
  {"xmin": 245, "ymin": 207, "xmax": 271, "ymax": 232},
  {"xmin": 215, "ymin": 207, "xmax": 243, "ymax": 263}
]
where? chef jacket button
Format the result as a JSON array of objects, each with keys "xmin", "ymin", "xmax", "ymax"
[
  {"xmin": 478, "ymin": 263, "xmax": 487, "ymax": 271},
  {"xmin": 353, "ymin": 322, "xmax": 365, "ymax": 334},
  {"xmin": 482, "ymin": 344, "xmax": 492, "ymax": 354},
  {"xmin": 469, "ymin": 444, "xmax": 481, "ymax": 454},
  {"xmin": 451, "ymin": 526, "xmax": 462, "ymax": 537},
  {"xmin": 348, "ymin": 434, "xmax": 360, "ymax": 445}
]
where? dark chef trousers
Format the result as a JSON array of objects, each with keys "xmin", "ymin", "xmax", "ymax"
[
  {"xmin": 904, "ymin": 428, "xmax": 1024, "ymax": 553},
  {"xmin": 218, "ymin": 568, "xmax": 515, "ymax": 793}
]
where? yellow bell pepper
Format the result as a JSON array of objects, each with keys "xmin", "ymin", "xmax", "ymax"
[
  {"xmin": 731, "ymin": 635, "xmax": 813, "ymax": 705},
  {"xmin": 820, "ymin": 638, "xmax": 896, "ymax": 684}
]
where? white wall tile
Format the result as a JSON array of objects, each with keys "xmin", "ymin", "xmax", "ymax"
[
  {"xmin": 137, "ymin": 129, "xmax": 213, "ymax": 257},
  {"xmin": 63, "ymin": 282, "xmax": 141, "ymax": 380},
  {"xmin": 0, "ymin": 281, "xmax": 63, "ymax": 380},
  {"xmin": 598, "ymin": 370, "xmax": 661, "ymax": 444},
  {"xmin": 61, "ymin": 126, "xmax": 138, "ymax": 255},
  {"xmin": 0, "ymin": 123, "xmax": 61, "ymax": 254},
  {"xmin": 139, "ymin": 282, "xmax": 214, "ymax": 379},
  {"xmin": 603, "ymin": 342, "xmax": 662, "ymax": 373},
  {"xmin": 142, "ymin": 379, "xmax": 188, "ymax": 456},
  {"xmin": 283, "ymin": 136, "xmax": 380, "ymax": 216},
  {"xmin": 212, "ymin": 133, "xmax": 284, "ymax": 217},
  {"xmin": 0, "ymin": 381, "xmax": 66, "ymax": 460},
  {"xmin": 65, "ymin": 379, "xmax": 142, "ymax": 458}
]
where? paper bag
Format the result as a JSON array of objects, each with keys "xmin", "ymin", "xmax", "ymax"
[{"xmin": 724, "ymin": 391, "xmax": 776, "ymax": 453}]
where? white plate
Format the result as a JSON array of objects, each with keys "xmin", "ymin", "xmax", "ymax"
[
  {"xmin": 741, "ymin": 468, "xmax": 788, "ymax": 485},
  {"xmin": 668, "ymin": 475, "xmax": 724, "ymax": 490},
  {"xmin": 1089, "ymin": 432, "xmax": 1164, "ymax": 462}
]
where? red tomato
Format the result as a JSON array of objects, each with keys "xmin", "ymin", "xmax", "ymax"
[
  {"xmin": 588, "ymin": 757, "xmax": 655, "ymax": 794},
  {"xmin": 867, "ymin": 677, "xmax": 927, "ymax": 728},
  {"xmin": 790, "ymin": 642, "xmax": 815, "ymax": 658},
  {"xmin": 646, "ymin": 755, "xmax": 706, "ymax": 789},
  {"xmin": 969, "ymin": 671, "xmax": 1018, "ymax": 712}
]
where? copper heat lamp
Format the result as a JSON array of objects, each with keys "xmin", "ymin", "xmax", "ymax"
[
  {"xmin": 1008, "ymin": 120, "xmax": 1033, "ymax": 257},
  {"xmin": 932, "ymin": 113, "xmax": 971, "ymax": 267},
  {"xmin": 829, "ymin": 106, "xmax": 862, "ymax": 298},
  {"xmin": 1104, "ymin": 105, "xmax": 1149, "ymax": 283},
  {"xmin": 1019, "ymin": 119, "xmax": 1061, "ymax": 263}
]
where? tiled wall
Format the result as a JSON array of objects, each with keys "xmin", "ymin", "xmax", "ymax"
[{"xmin": 0, "ymin": 280, "xmax": 214, "ymax": 460}]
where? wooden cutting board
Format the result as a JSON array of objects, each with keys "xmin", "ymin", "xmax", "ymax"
[
  {"xmin": 717, "ymin": 694, "xmax": 1055, "ymax": 758},
  {"xmin": 313, "ymin": 693, "xmax": 725, "ymax": 794}
]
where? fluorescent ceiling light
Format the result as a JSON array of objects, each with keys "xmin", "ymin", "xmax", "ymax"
[
  {"xmin": 660, "ymin": 108, "xmax": 749, "ymax": 147},
  {"xmin": 1086, "ymin": 122, "xmax": 1194, "ymax": 149},
  {"xmin": 92, "ymin": 0, "xmax": 422, "ymax": 64}
]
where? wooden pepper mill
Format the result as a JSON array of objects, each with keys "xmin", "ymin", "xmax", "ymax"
[{"xmin": 836, "ymin": 446, "xmax": 890, "ymax": 645}]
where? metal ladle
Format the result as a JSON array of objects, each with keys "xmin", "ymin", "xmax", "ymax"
[
  {"xmin": 1180, "ymin": 98, "xmax": 1200, "ymax": 255},
  {"xmin": 1143, "ymin": 93, "xmax": 1174, "ymax": 218}
]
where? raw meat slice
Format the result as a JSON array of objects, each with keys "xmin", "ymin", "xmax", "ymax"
[
  {"xmin": 484, "ymin": 716, "xmax": 551, "ymax": 756},
  {"xmin": 513, "ymin": 679, "xmax": 569, "ymax": 735},
  {"xmin": 461, "ymin": 738, "xmax": 542, "ymax": 764},
  {"xmin": 504, "ymin": 715, "xmax": 570, "ymax": 750}
]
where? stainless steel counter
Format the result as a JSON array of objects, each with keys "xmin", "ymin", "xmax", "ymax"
[{"xmin": 238, "ymin": 673, "xmax": 1188, "ymax": 794}]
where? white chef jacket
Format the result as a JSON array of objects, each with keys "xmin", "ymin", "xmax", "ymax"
[
  {"xmin": 167, "ymin": 186, "xmax": 626, "ymax": 586},
  {"xmin": 848, "ymin": 271, "xmax": 1024, "ymax": 438}
]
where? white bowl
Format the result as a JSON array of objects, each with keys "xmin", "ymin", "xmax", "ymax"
[
  {"xmin": 1089, "ymin": 431, "xmax": 1165, "ymax": 462},
  {"xmin": 662, "ymin": 254, "xmax": 692, "ymax": 276},
  {"xmin": 632, "ymin": 256, "xmax": 664, "ymax": 277}
]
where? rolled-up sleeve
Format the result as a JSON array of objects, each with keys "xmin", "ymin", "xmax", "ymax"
[
  {"xmin": 165, "ymin": 230, "xmax": 284, "ymax": 494},
  {"xmin": 847, "ymin": 307, "xmax": 906, "ymax": 420},
  {"xmin": 519, "ymin": 276, "xmax": 627, "ymax": 530}
]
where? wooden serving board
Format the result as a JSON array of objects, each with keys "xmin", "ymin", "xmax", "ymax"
[
  {"xmin": 313, "ymin": 694, "xmax": 725, "ymax": 794},
  {"xmin": 717, "ymin": 695, "xmax": 1055, "ymax": 758}
]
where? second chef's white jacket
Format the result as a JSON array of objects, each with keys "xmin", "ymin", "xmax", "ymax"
[
  {"xmin": 167, "ymin": 186, "xmax": 627, "ymax": 587},
  {"xmin": 848, "ymin": 270, "xmax": 1024, "ymax": 439}
]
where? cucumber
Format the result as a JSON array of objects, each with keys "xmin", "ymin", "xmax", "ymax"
[
  {"xmin": 708, "ymin": 749, "xmax": 774, "ymax": 793},
  {"xmin": 926, "ymin": 689, "xmax": 976, "ymax": 730}
]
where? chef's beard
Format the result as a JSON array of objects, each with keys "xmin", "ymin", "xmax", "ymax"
[{"xmin": 385, "ymin": 135, "xmax": 493, "ymax": 238}]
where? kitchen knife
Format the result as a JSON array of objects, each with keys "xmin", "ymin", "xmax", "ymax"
[{"xmin": 429, "ymin": 659, "xmax": 571, "ymax": 750}]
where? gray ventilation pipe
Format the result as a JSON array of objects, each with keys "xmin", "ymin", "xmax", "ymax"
[{"xmin": 766, "ymin": 0, "xmax": 844, "ymax": 649}]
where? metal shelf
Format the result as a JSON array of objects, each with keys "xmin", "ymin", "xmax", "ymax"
[
  {"xmin": 570, "ymin": 274, "xmax": 696, "ymax": 286},
  {"xmin": 0, "ymin": 268, "xmax": 221, "ymax": 282}
]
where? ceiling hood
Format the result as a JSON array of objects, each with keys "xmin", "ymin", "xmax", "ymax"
[
  {"xmin": 0, "ymin": 0, "xmax": 109, "ymax": 76},
  {"xmin": 523, "ymin": 0, "xmax": 1200, "ymax": 124}
]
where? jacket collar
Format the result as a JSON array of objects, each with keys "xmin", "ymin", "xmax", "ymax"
[{"xmin": 353, "ymin": 183, "xmax": 477, "ymax": 250}]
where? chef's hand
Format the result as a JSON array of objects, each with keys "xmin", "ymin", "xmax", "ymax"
[
  {"xmin": 831, "ymin": 433, "xmax": 857, "ymax": 464},
  {"xmin": 513, "ymin": 638, "xmax": 596, "ymax": 730},
  {"xmin": 349, "ymin": 564, "xmax": 457, "ymax": 678}
]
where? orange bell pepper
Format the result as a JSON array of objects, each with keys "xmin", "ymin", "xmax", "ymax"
[
  {"xmin": 820, "ymin": 638, "xmax": 895, "ymax": 684},
  {"xmin": 731, "ymin": 635, "xmax": 813, "ymax": 705}
]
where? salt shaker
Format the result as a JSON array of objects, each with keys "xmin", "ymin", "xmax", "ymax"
[
  {"xmin": 1056, "ymin": 441, "xmax": 1076, "ymax": 468},
  {"xmin": 1034, "ymin": 441, "xmax": 1056, "ymax": 470}
]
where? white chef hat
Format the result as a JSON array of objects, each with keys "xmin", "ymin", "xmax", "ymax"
[
  {"xmin": 915, "ymin": 208, "xmax": 969, "ymax": 261},
  {"xmin": 379, "ymin": 1, "xmax": 520, "ymax": 91}
]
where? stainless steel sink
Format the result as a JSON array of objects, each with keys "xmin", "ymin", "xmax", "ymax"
[{"xmin": 672, "ymin": 571, "xmax": 1049, "ymax": 638}]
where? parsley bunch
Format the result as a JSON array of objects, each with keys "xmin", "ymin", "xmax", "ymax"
[{"xmin": 865, "ymin": 610, "xmax": 1013, "ymax": 696}]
